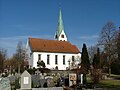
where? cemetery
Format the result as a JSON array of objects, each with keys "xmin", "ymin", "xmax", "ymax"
[
  {"xmin": 0, "ymin": 68, "xmax": 86, "ymax": 90},
  {"xmin": 0, "ymin": 67, "xmax": 120, "ymax": 90}
]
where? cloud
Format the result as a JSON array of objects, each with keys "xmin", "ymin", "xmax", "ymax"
[
  {"xmin": 0, "ymin": 34, "xmax": 98, "ymax": 57},
  {"xmin": 0, "ymin": 36, "xmax": 28, "ymax": 57},
  {"xmin": 69, "ymin": 35, "xmax": 99, "ymax": 51},
  {"xmin": 78, "ymin": 35, "xmax": 99, "ymax": 40},
  {"xmin": 0, "ymin": 34, "xmax": 53, "ymax": 57},
  {"xmin": 36, "ymin": 35, "xmax": 53, "ymax": 40}
]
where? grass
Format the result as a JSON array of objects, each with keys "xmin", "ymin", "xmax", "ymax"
[
  {"xmin": 86, "ymin": 74, "xmax": 120, "ymax": 88},
  {"xmin": 99, "ymin": 79, "xmax": 120, "ymax": 88},
  {"xmin": 110, "ymin": 74, "xmax": 120, "ymax": 77}
]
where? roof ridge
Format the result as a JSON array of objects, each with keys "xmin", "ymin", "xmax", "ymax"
[
  {"xmin": 29, "ymin": 37, "xmax": 70, "ymax": 43},
  {"xmin": 29, "ymin": 37, "xmax": 80, "ymax": 53}
]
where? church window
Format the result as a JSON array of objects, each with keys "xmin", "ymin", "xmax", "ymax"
[
  {"xmin": 72, "ymin": 56, "xmax": 75, "ymax": 61},
  {"xmin": 55, "ymin": 55, "xmax": 58, "ymax": 64},
  {"xmin": 61, "ymin": 34, "xmax": 64, "ymax": 38},
  {"xmin": 38, "ymin": 54, "xmax": 41, "ymax": 60},
  {"xmin": 55, "ymin": 35, "xmax": 58, "ymax": 39},
  {"xmin": 47, "ymin": 55, "xmax": 50, "ymax": 64},
  {"xmin": 63, "ymin": 55, "xmax": 65, "ymax": 65}
]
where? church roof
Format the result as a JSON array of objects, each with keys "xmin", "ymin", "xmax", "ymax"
[{"xmin": 29, "ymin": 38, "xmax": 80, "ymax": 54}]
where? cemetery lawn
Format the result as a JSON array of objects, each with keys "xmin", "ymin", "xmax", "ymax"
[
  {"xmin": 99, "ymin": 79, "xmax": 120, "ymax": 88},
  {"xmin": 87, "ymin": 74, "xmax": 120, "ymax": 88},
  {"xmin": 99, "ymin": 74, "xmax": 120, "ymax": 88}
]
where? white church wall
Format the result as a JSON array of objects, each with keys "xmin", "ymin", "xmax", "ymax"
[
  {"xmin": 32, "ymin": 52, "xmax": 81, "ymax": 70},
  {"xmin": 58, "ymin": 30, "xmax": 67, "ymax": 41}
]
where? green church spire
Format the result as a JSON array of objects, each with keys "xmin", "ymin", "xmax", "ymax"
[
  {"xmin": 55, "ymin": 8, "xmax": 67, "ymax": 41},
  {"xmin": 56, "ymin": 8, "xmax": 64, "ymax": 37}
]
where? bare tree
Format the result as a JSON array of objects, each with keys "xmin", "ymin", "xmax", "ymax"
[
  {"xmin": 98, "ymin": 21, "xmax": 116, "ymax": 76},
  {"xmin": 116, "ymin": 28, "xmax": 120, "ymax": 60},
  {"xmin": 14, "ymin": 41, "xmax": 25, "ymax": 61},
  {"xmin": 13, "ymin": 41, "xmax": 26, "ymax": 73},
  {"xmin": 0, "ymin": 48, "xmax": 7, "ymax": 73}
]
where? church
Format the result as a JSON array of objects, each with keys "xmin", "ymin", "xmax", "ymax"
[{"xmin": 26, "ymin": 9, "xmax": 81, "ymax": 70}]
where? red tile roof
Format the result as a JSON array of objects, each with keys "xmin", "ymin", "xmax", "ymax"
[{"xmin": 29, "ymin": 38, "xmax": 80, "ymax": 54}]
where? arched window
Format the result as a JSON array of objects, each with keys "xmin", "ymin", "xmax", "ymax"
[
  {"xmin": 55, "ymin": 35, "xmax": 58, "ymax": 39},
  {"xmin": 61, "ymin": 34, "xmax": 64, "ymax": 38}
]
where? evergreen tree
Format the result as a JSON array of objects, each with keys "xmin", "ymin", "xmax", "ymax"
[
  {"xmin": 92, "ymin": 54, "xmax": 97, "ymax": 68},
  {"xmin": 92, "ymin": 48, "xmax": 101, "ymax": 84},
  {"xmin": 97, "ymin": 48, "xmax": 100, "ymax": 68},
  {"xmin": 81, "ymin": 43, "xmax": 90, "ymax": 84},
  {"xmin": 92, "ymin": 48, "xmax": 100, "ymax": 69},
  {"xmin": 81, "ymin": 43, "xmax": 90, "ymax": 71}
]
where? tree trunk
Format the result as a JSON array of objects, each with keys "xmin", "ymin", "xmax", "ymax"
[
  {"xmin": 108, "ymin": 66, "xmax": 111, "ymax": 76},
  {"xmin": 108, "ymin": 62, "xmax": 111, "ymax": 76}
]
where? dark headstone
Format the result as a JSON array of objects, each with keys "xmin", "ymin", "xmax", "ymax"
[
  {"xmin": 8, "ymin": 75, "xmax": 16, "ymax": 84},
  {"xmin": 40, "ymin": 79, "xmax": 46, "ymax": 87},
  {"xmin": 64, "ymin": 78, "xmax": 69, "ymax": 86},
  {"xmin": 32, "ymin": 75, "xmax": 40, "ymax": 87}
]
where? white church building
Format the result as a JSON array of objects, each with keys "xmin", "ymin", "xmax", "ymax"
[{"xmin": 26, "ymin": 9, "xmax": 81, "ymax": 70}]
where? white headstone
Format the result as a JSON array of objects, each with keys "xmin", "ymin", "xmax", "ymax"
[
  {"xmin": 21, "ymin": 70, "xmax": 31, "ymax": 89},
  {"xmin": 80, "ymin": 74, "xmax": 83, "ymax": 84},
  {"xmin": 69, "ymin": 73, "xmax": 77, "ymax": 86}
]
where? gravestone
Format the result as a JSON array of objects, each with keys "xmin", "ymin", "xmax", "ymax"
[
  {"xmin": 39, "ymin": 79, "xmax": 46, "ymax": 87},
  {"xmin": 8, "ymin": 75, "xmax": 16, "ymax": 84},
  {"xmin": 69, "ymin": 73, "xmax": 77, "ymax": 86},
  {"xmin": 64, "ymin": 77, "xmax": 69, "ymax": 86},
  {"xmin": 78, "ymin": 74, "xmax": 83, "ymax": 84},
  {"xmin": 32, "ymin": 87, "xmax": 63, "ymax": 90},
  {"xmin": 0, "ymin": 77, "xmax": 11, "ymax": 90},
  {"xmin": 21, "ymin": 70, "xmax": 31, "ymax": 89},
  {"xmin": 80, "ymin": 74, "xmax": 83, "ymax": 84},
  {"xmin": 40, "ymin": 74, "xmax": 44, "ymax": 79},
  {"xmin": 32, "ymin": 75, "xmax": 40, "ymax": 87},
  {"xmin": 45, "ymin": 76, "xmax": 54, "ymax": 87},
  {"xmin": 35, "ymin": 69, "xmax": 41, "ymax": 75}
]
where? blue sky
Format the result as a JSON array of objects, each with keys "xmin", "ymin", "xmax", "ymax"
[{"xmin": 0, "ymin": 0, "xmax": 120, "ymax": 57}]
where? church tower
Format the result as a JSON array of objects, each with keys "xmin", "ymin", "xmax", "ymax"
[{"xmin": 54, "ymin": 9, "xmax": 67, "ymax": 41}]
